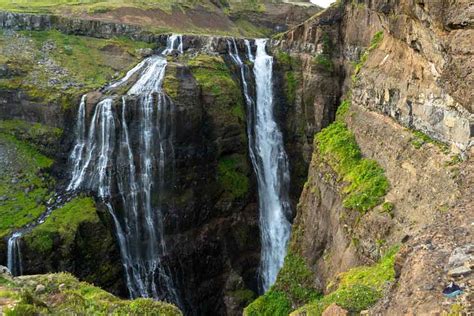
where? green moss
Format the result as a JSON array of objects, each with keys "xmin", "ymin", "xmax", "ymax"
[
  {"xmin": 163, "ymin": 67, "xmax": 179, "ymax": 99},
  {"xmin": 218, "ymin": 155, "xmax": 249, "ymax": 199},
  {"xmin": 229, "ymin": 289, "xmax": 257, "ymax": 306},
  {"xmin": 245, "ymin": 251, "xmax": 319, "ymax": 314},
  {"xmin": 335, "ymin": 99, "xmax": 351, "ymax": 121},
  {"xmin": 189, "ymin": 54, "xmax": 240, "ymax": 103},
  {"xmin": 410, "ymin": 129, "xmax": 449, "ymax": 153},
  {"xmin": 285, "ymin": 71, "xmax": 298, "ymax": 104},
  {"xmin": 0, "ymin": 133, "xmax": 53, "ymax": 238},
  {"xmin": 315, "ymin": 111, "xmax": 389, "ymax": 213},
  {"xmin": 352, "ymin": 31, "xmax": 384, "ymax": 83},
  {"xmin": 23, "ymin": 197, "xmax": 99, "ymax": 253},
  {"xmin": 313, "ymin": 54, "xmax": 333, "ymax": 72},
  {"xmin": 273, "ymin": 252, "xmax": 320, "ymax": 306},
  {"xmin": 275, "ymin": 51, "xmax": 301, "ymax": 105},
  {"xmin": 189, "ymin": 54, "xmax": 245, "ymax": 123},
  {"xmin": 244, "ymin": 290, "xmax": 291, "ymax": 316},
  {"xmin": 381, "ymin": 201, "xmax": 394, "ymax": 216},
  {"xmin": 0, "ymin": 120, "xmax": 62, "ymax": 156},
  {"xmin": 294, "ymin": 247, "xmax": 398, "ymax": 315},
  {"xmin": 231, "ymin": 104, "xmax": 245, "ymax": 120},
  {"xmin": 2, "ymin": 273, "xmax": 181, "ymax": 315}
]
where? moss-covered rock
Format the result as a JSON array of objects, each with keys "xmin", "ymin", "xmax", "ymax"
[
  {"xmin": 1, "ymin": 272, "xmax": 181, "ymax": 315},
  {"xmin": 23, "ymin": 197, "xmax": 98, "ymax": 254},
  {"xmin": 0, "ymin": 120, "xmax": 62, "ymax": 157},
  {"xmin": 291, "ymin": 247, "xmax": 398, "ymax": 315}
]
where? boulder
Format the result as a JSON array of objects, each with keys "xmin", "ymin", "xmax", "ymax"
[{"xmin": 322, "ymin": 303, "xmax": 348, "ymax": 316}]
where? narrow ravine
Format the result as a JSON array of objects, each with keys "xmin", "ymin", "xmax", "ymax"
[{"xmin": 229, "ymin": 39, "xmax": 292, "ymax": 292}]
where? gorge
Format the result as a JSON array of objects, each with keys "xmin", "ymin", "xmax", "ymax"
[{"xmin": 0, "ymin": 0, "xmax": 472, "ymax": 315}]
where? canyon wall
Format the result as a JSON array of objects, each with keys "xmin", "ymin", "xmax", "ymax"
[{"xmin": 249, "ymin": 0, "xmax": 472, "ymax": 314}]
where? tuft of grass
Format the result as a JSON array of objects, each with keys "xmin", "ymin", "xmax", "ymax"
[
  {"xmin": 352, "ymin": 31, "xmax": 384, "ymax": 83},
  {"xmin": 218, "ymin": 155, "xmax": 249, "ymax": 199},
  {"xmin": 381, "ymin": 201, "xmax": 394, "ymax": 217},
  {"xmin": 23, "ymin": 197, "xmax": 99, "ymax": 253},
  {"xmin": 410, "ymin": 129, "xmax": 449, "ymax": 153},
  {"xmin": 315, "ymin": 107, "xmax": 389, "ymax": 213},
  {"xmin": 244, "ymin": 290, "xmax": 292, "ymax": 316},
  {"xmin": 293, "ymin": 246, "xmax": 399, "ymax": 315},
  {"xmin": 273, "ymin": 252, "xmax": 320, "ymax": 306}
]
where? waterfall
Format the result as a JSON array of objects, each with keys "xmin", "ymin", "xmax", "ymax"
[
  {"xmin": 66, "ymin": 36, "xmax": 182, "ymax": 305},
  {"xmin": 229, "ymin": 39, "xmax": 292, "ymax": 292},
  {"xmin": 7, "ymin": 232, "xmax": 22, "ymax": 276}
]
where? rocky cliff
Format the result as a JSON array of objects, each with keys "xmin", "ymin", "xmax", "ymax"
[
  {"xmin": 247, "ymin": 0, "xmax": 473, "ymax": 315},
  {"xmin": 0, "ymin": 0, "xmax": 472, "ymax": 315}
]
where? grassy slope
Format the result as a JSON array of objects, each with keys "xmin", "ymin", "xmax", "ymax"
[
  {"xmin": 0, "ymin": 0, "xmax": 267, "ymax": 14},
  {"xmin": 0, "ymin": 29, "xmax": 153, "ymax": 108},
  {"xmin": 0, "ymin": 133, "xmax": 53, "ymax": 238},
  {"xmin": 0, "ymin": 273, "xmax": 181, "ymax": 315},
  {"xmin": 23, "ymin": 197, "xmax": 99, "ymax": 254}
]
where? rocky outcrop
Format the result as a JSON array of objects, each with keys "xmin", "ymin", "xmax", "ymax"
[
  {"xmin": 278, "ymin": 0, "xmax": 473, "ymax": 151},
  {"xmin": 255, "ymin": 0, "xmax": 473, "ymax": 314}
]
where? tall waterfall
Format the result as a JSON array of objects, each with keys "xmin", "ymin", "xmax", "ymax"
[
  {"xmin": 229, "ymin": 39, "xmax": 292, "ymax": 292},
  {"xmin": 66, "ymin": 36, "xmax": 182, "ymax": 305}
]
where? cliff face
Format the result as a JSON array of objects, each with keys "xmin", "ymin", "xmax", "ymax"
[{"xmin": 256, "ymin": 0, "xmax": 473, "ymax": 314}]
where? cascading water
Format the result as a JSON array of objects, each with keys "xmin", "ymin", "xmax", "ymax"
[
  {"xmin": 7, "ymin": 232, "xmax": 22, "ymax": 276},
  {"xmin": 229, "ymin": 38, "xmax": 292, "ymax": 292},
  {"xmin": 66, "ymin": 37, "xmax": 182, "ymax": 305}
]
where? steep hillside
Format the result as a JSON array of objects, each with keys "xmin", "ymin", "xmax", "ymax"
[
  {"xmin": 247, "ymin": 0, "xmax": 473, "ymax": 314},
  {"xmin": 0, "ymin": 0, "xmax": 321, "ymax": 37}
]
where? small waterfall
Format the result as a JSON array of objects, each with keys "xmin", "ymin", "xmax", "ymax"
[
  {"xmin": 229, "ymin": 38, "xmax": 292, "ymax": 292},
  {"xmin": 7, "ymin": 232, "xmax": 22, "ymax": 276},
  {"xmin": 163, "ymin": 34, "xmax": 183, "ymax": 55},
  {"xmin": 66, "ymin": 36, "xmax": 182, "ymax": 306}
]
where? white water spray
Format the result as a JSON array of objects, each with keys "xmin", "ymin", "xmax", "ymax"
[
  {"xmin": 66, "ymin": 36, "xmax": 183, "ymax": 305},
  {"xmin": 229, "ymin": 39, "xmax": 292, "ymax": 292}
]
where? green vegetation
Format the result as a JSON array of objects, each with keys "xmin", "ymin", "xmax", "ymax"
[
  {"xmin": 0, "ymin": 0, "xmax": 195, "ymax": 14},
  {"xmin": 23, "ymin": 197, "xmax": 99, "ymax": 253},
  {"xmin": 0, "ymin": 0, "xmax": 267, "ymax": 14},
  {"xmin": 0, "ymin": 133, "xmax": 53, "ymax": 238},
  {"xmin": 189, "ymin": 54, "xmax": 245, "ymax": 121},
  {"xmin": 0, "ymin": 120, "xmax": 62, "ymax": 156},
  {"xmin": 2, "ymin": 273, "xmax": 181, "ymax": 315},
  {"xmin": 352, "ymin": 31, "xmax": 384, "ymax": 83},
  {"xmin": 245, "ymin": 251, "xmax": 319, "ymax": 315},
  {"xmin": 293, "ymin": 246, "xmax": 399, "ymax": 315},
  {"xmin": 189, "ymin": 55, "xmax": 240, "ymax": 103},
  {"xmin": 381, "ymin": 201, "xmax": 394, "ymax": 217},
  {"xmin": 410, "ymin": 129, "xmax": 449, "ymax": 153},
  {"xmin": 312, "ymin": 33, "xmax": 334, "ymax": 72},
  {"xmin": 0, "ymin": 30, "xmax": 152, "ymax": 108},
  {"xmin": 275, "ymin": 51, "xmax": 301, "ymax": 104},
  {"xmin": 273, "ymin": 253, "xmax": 320, "ymax": 306},
  {"xmin": 315, "ymin": 100, "xmax": 389, "ymax": 213},
  {"xmin": 229, "ymin": 289, "xmax": 257, "ymax": 306},
  {"xmin": 218, "ymin": 155, "xmax": 249, "ymax": 199},
  {"xmin": 163, "ymin": 66, "xmax": 180, "ymax": 99},
  {"xmin": 244, "ymin": 290, "xmax": 292, "ymax": 316}
]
